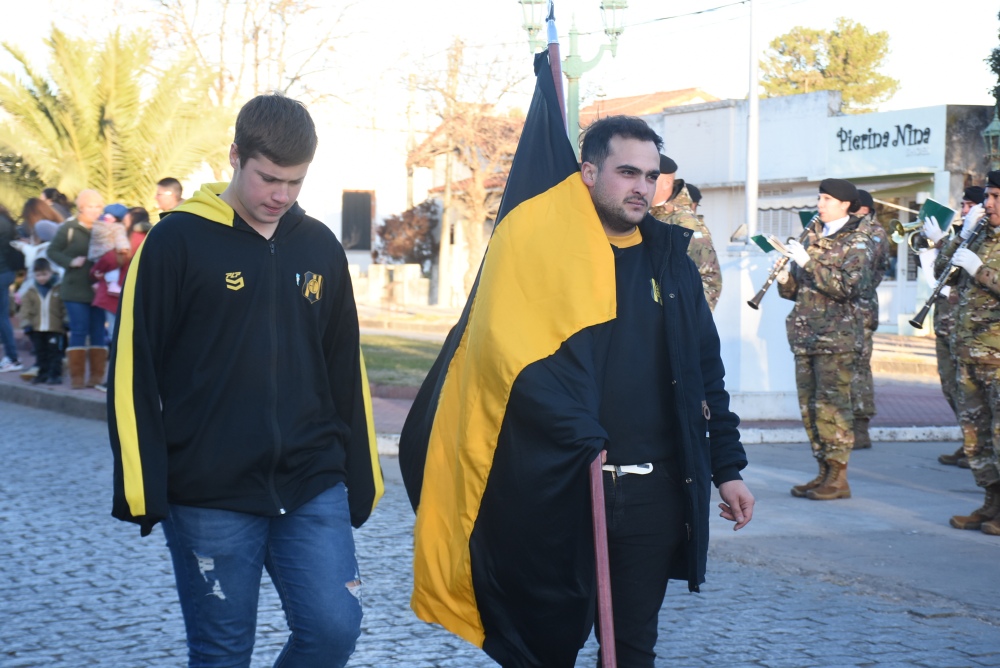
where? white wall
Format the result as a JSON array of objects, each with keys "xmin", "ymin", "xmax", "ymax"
[{"xmin": 297, "ymin": 114, "xmax": 411, "ymax": 248}]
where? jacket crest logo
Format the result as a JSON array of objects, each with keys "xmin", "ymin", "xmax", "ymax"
[
  {"xmin": 302, "ymin": 271, "xmax": 324, "ymax": 304},
  {"xmin": 650, "ymin": 278, "xmax": 663, "ymax": 305},
  {"xmin": 225, "ymin": 272, "xmax": 245, "ymax": 291}
]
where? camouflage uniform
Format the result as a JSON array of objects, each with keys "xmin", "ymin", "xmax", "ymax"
[
  {"xmin": 778, "ymin": 217, "xmax": 874, "ymax": 465},
  {"xmin": 851, "ymin": 216, "xmax": 891, "ymax": 422},
  {"xmin": 650, "ymin": 185, "xmax": 722, "ymax": 310},
  {"xmin": 935, "ymin": 224, "xmax": 1000, "ymax": 488},
  {"xmin": 933, "ymin": 291, "xmax": 959, "ymax": 414}
]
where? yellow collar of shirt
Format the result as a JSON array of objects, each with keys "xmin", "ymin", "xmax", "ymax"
[{"xmin": 607, "ymin": 226, "xmax": 642, "ymax": 248}]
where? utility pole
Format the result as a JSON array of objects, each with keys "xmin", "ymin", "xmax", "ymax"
[
  {"xmin": 406, "ymin": 74, "xmax": 416, "ymax": 210},
  {"xmin": 437, "ymin": 39, "xmax": 463, "ymax": 308}
]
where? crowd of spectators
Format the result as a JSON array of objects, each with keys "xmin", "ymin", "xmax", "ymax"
[{"xmin": 0, "ymin": 179, "xmax": 176, "ymax": 389}]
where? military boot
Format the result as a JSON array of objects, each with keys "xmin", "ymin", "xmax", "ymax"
[
  {"xmin": 806, "ymin": 461, "xmax": 851, "ymax": 500},
  {"xmin": 853, "ymin": 417, "xmax": 872, "ymax": 450},
  {"xmin": 938, "ymin": 446, "xmax": 966, "ymax": 467},
  {"xmin": 791, "ymin": 459, "xmax": 829, "ymax": 498},
  {"xmin": 950, "ymin": 484, "xmax": 1000, "ymax": 530}
]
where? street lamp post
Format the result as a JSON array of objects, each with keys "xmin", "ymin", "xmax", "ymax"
[
  {"xmin": 518, "ymin": 0, "xmax": 627, "ymax": 155},
  {"xmin": 982, "ymin": 106, "xmax": 1000, "ymax": 171}
]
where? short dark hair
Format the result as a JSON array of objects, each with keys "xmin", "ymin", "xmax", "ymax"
[
  {"xmin": 41, "ymin": 187, "xmax": 72, "ymax": 211},
  {"xmin": 580, "ymin": 115, "xmax": 663, "ymax": 169},
  {"xmin": 233, "ymin": 93, "xmax": 317, "ymax": 167},
  {"xmin": 156, "ymin": 178, "xmax": 182, "ymax": 197},
  {"xmin": 127, "ymin": 207, "xmax": 150, "ymax": 232},
  {"xmin": 33, "ymin": 257, "xmax": 52, "ymax": 272}
]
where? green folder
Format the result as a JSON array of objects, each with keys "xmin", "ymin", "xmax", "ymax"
[
  {"xmin": 751, "ymin": 234, "xmax": 776, "ymax": 253},
  {"xmin": 918, "ymin": 199, "xmax": 955, "ymax": 230},
  {"xmin": 799, "ymin": 210, "xmax": 818, "ymax": 228}
]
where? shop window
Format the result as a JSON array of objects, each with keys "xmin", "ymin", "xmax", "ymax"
[{"xmin": 757, "ymin": 209, "xmax": 801, "ymax": 241}]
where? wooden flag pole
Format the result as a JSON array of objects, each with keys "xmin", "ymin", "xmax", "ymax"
[
  {"xmin": 546, "ymin": 1, "xmax": 566, "ymax": 129},
  {"xmin": 589, "ymin": 453, "xmax": 616, "ymax": 667},
  {"xmin": 545, "ymin": 1, "xmax": 616, "ymax": 664},
  {"xmin": 547, "ymin": 3, "xmax": 615, "ymax": 663}
]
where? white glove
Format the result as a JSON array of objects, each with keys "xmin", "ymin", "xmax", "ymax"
[
  {"xmin": 776, "ymin": 269, "xmax": 790, "ymax": 285},
  {"xmin": 952, "ymin": 248, "xmax": 983, "ymax": 276},
  {"xmin": 922, "ymin": 216, "xmax": 945, "ymax": 243},
  {"xmin": 961, "ymin": 204, "xmax": 984, "ymax": 239},
  {"xmin": 784, "ymin": 239, "xmax": 811, "ymax": 267}
]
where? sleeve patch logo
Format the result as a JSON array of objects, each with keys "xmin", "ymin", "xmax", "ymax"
[
  {"xmin": 302, "ymin": 271, "xmax": 324, "ymax": 303},
  {"xmin": 225, "ymin": 272, "xmax": 245, "ymax": 290}
]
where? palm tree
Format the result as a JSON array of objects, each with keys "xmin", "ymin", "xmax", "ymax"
[{"xmin": 0, "ymin": 28, "xmax": 232, "ymax": 212}]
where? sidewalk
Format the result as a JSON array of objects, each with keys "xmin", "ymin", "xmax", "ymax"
[
  {"xmin": 0, "ymin": 359, "xmax": 959, "ymax": 450},
  {"xmin": 0, "ymin": 314, "xmax": 961, "ymax": 448}
]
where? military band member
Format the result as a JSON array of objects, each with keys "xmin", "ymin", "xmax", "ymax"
[
  {"xmin": 923, "ymin": 186, "xmax": 984, "ymax": 468},
  {"xmin": 688, "ymin": 184, "xmax": 703, "ymax": 215},
  {"xmin": 777, "ymin": 178, "xmax": 874, "ymax": 500},
  {"xmin": 850, "ymin": 189, "xmax": 891, "ymax": 449},
  {"xmin": 650, "ymin": 155, "xmax": 722, "ymax": 310},
  {"xmin": 933, "ymin": 172, "xmax": 1000, "ymax": 535}
]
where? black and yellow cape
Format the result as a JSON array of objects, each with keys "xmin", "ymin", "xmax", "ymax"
[{"xmin": 399, "ymin": 51, "xmax": 616, "ymax": 667}]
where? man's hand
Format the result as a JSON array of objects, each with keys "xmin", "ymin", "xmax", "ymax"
[
  {"xmin": 953, "ymin": 248, "xmax": 983, "ymax": 276},
  {"xmin": 70, "ymin": 256, "xmax": 86, "ymax": 268},
  {"xmin": 718, "ymin": 480, "xmax": 754, "ymax": 531},
  {"xmin": 961, "ymin": 204, "xmax": 984, "ymax": 239}
]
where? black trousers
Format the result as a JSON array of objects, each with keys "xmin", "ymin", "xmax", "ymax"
[
  {"xmin": 29, "ymin": 330, "xmax": 63, "ymax": 380},
  {"xmin": 597, "ymin": 461, "xmax": 686, "ymax": 668}
]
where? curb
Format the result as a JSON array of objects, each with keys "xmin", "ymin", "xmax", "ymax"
[
  {"xmin": 1, "ymin": 385, "xmax": 960, "ymax": 447},
  {"xmin": 374, "ymin": 426, "xmax": 962, "ymax": 456},
  {"xmin": 740, "ymin": 426, "xmax": 961, "ymax": 444},
  {"xmin": 0, "ymin": 381, "xmax": 107, "ymax": 421}
]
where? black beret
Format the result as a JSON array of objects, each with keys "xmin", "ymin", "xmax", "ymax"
[
  {"xmin": 988, "ymin": 171, "xmax": 1000, "ymax": 190},
  {"xmin": 965, "ymin": 185, "xmax": 986, "ymax": 203},
  {"xmin": 856, "ymin": 189, "xmax": 874, "ymax": 209},
  {"xmin": 687, "ymin": 184, "xmax": 702, "ymax": 203},
  {"xmin": 659, "ymin": 154, "xmax": 678, "ymax": 175},
  {"xmin": 670, "ymin": 178, "xmax": 685, "ymax": 202},
  {"xmin": 819, "ymin": 178, "xmax": 858, "ymax": 204}
]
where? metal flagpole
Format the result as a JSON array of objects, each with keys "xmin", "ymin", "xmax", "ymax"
[
  {"xmin": 545, "ymin": 3, "xmax": 616, "ymax": 664},
  {"xmin": 745, "ymin": 0, "xmax": 760, "ymax": 241}
]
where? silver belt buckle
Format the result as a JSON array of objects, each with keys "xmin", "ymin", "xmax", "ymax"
[{"xmin": 601, "ymin": 463, "xmax": 654, "ymax": 476}]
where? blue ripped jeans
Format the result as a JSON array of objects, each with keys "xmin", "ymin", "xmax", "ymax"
[{"xmin": 160, "ymin": 483, "xmax": 362, "ymax": 668}]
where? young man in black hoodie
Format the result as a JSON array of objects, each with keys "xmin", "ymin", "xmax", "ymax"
[{"xmin": 108, "ymin": 93, "xmax": 383, "ymax": 667}]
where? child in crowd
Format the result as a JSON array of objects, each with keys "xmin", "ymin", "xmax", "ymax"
[
  {"xmin": 20, "ymin": 258, "xmax": 66, "ymax": 385},
  {"xmin": 88, "ymin": 203, "xmax": 130, "ymax": 263}
]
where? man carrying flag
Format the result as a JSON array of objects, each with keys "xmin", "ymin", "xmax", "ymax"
[{"xmin": 399, "ymin": 49, "xmax": 754, "ymax": 667}]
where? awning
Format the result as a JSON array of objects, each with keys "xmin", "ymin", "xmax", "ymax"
[
  {"xmin": 757, "ymin": 194, "xmax": 818, "ymax": 210},
  {"xmin": 755, "ymin": 177, "xmax": 934, "ymax": 210}
]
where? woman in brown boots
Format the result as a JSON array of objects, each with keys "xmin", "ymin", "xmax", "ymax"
[{"xmin": 46, "ymin": 190, "xmax": 108, "ymax": 389}]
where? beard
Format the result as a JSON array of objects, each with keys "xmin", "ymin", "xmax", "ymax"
[{"xmin": 593, "ymin": 194, "xmax": 647, "ymax": 233}]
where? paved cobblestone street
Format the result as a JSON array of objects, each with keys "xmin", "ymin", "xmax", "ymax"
[{"xmin": 2, "ymin": 402, "xmax": 999, "ymax": 667}]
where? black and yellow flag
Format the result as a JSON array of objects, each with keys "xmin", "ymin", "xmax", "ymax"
[{"xmin": 399, "ymin": 50, "xmax": 617, "ymax": 667}]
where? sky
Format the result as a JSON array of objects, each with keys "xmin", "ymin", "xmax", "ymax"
[
  {"xmin": 0, "ymin": 0, "xmax": 997, "ymax": 221},
  {"xmin": 1, "ymin": 0, "xmax": 997, "ymax": 115}
]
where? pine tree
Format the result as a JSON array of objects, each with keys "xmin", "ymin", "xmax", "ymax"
[{"xmin": 760, "ymin": 18, "xmax": 899, "ymax": 113}]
